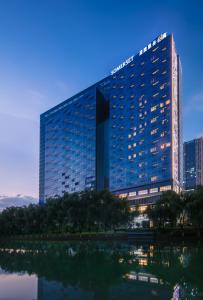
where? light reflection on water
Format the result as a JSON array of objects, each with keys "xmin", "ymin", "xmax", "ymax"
[{"xmin": 0, "ymin": 241, "xmax": 202, "ymax": 300}]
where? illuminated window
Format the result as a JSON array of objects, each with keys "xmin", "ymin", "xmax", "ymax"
[
  {"xmin": 141, "ymin": 83, "xmax": 145, "ymax": 87},
  {"xmin": 162, "ymin": 59, "xmax": 167, "ymax": 63},
  {"xmin": 152, "ymin": 69, "xmax": 159, "ymax": 75},
  {"xmin": 128, "ymin": 145, "xmax": 132, "ymax": 149},
  {"xmin": 133, "ymin": 132, "xmax": 136, "ymax": 136},
  {"xmin": 130, "ymin": 84, "xmax": 135, "ymax": 88},
  {"xmin": 162, "ymin": 47, "xmax": 167, "ymax": 51},
  {"xmin": 133, "ymin": 153, "xmax": 136, "ymax": 158},
  {"xmin": 160, "ymin": 185, "xmax": 171, "ymax": 192},
  {"xmin": 166, "ymin": 142, "xmax": 171, "ymax": 147},
  {"xmin": 151, "ymin": 117, "xmax": 158, "ymax": 123},
  {"xmin": 141, "ymin": 72, "xmax": 145, "ymax": 76},
  {"xmin": 160, "ymin": 132, "xmax": 165, "ymax": 137},
  {"xmin": 128, "ymin": 134, "xmax": 132, "ymax": 138},
  {"xmin": 120, "ymin": 95, "xmax": 124, "ymax": 99},
  {"xmin": 119, "ymin": 193, "xmax": 128, "ymax": 198},
  {"xmin": 152, "ymin": 92, "xmax": 159, "ymax": 98},
  {"xmin": 160, "ymin": 103, "xmax": 164, "ymax": 108},
  {"xmin": 165, "ymin": 99, "xmax": 170, "ymax": 105},
  {"xmin": 152, "ymin": 80, "xmax": 159, "ymax": 86},
  {"xmin": 152, "ymin": 46, "xmax": 158, "ymax": 52},
  {"xmin": 130, "ymin": 73, "xmax": 135, "ymax": 78},
  {"xmin": 151, "ymin": 176, "xmax": 158, "ymax": 182},
  {"xmin": 151, "ymin": 105, "xmax": 157, "ymax": 112},
  {"xmin": 138, "ymin": 190, "xmax": 148, "ymax": 195},
  {"xmin": 128, "ymin": 155, "xmax": 132, "ymax": 160},
  {"xmin": 133, "ymin": 143, "xmax": 136, "ymax": 147},
  {"xmin": 150, "ymin": 188, "xmax": 158, "ymax": 193},
  {"xmin": 150, "ymin": 147, "xmax": 157, "ymax": 153},
  {"xmin": 151, "ymin": 128, "xmax": 158, "ymax": 135},
  {"xmin": 130, "ymin": 95, "xmax": 135, "ymax": 98},
  {"xmin": 152, "ymin": 58, "xmax": 159, "ymax": 64},
  {"xmin": 129, "ymin": 191, "xmax": 137, "ymax": 197},
  {"xmin": 162, "ymin": 70, "xmax": 167, "ymax": 75}
]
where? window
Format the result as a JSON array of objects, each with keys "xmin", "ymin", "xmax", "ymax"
[
  {"xmin": 152, "ymin": 92, "xmax": 159, "ymax": 98},
  {"xmin": 129, "ymin": 191, "xmax": 137, "ymax": 197},
  {"xmin": 165, "ymin": 99, "xmax": 171, "ymax": 105},
  {"xmin": 151, "ymin": 105, "xmax": 157, "ymax": 112},
  {"xmin": 133, "ymin": 153, "xmax": 136, "ymax": 158},
  {"xmin": 151, "ymin": 128, "xmax": 158, "ymax": 135},
  {"xmin": 152, "ymin": 69, "xmax": 159, "ymax": 75},
  {"xmin": 152, "ymin": 58, "xmax": 159, "ymax": 64},
  {"xmin": 119, "ymin": 193, "xmax": 128, "ymax": 198},
  {"xmin": 151, "ymin": 117, "xmax": 158, "ymax": 123},
  {"xmin": 151, "ymin": 176, "xmax": 158, "ymax": 182},
  {"xmin": 160, "ymin": 185, "xmax": 171, "ymax": 192},
  {"xmin": 150, "ymin": 188, "xmax": 158, "ymax": 193},
  {"xmin": 152, "ymin": 46, "xmax": 158, "ymax": 52},
  {"xmin": 138, "ymin": 190, "xmax": 148, "ymax": 195}
]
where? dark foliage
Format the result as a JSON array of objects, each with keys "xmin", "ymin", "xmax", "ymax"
[{"xmin": 0, "ymin": 190, "xmax": 132, "ymax": 235}]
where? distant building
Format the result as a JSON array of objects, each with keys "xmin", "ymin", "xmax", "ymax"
[
  {"xmin": 39, "ymin": 33, "xmax": 182, "ymax": 208},
  {"xmin": 183, "ymin": 137, "xmax": 203, "ymax": 190}
]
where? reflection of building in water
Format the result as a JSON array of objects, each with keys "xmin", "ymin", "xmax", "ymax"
[
  {"xmin": 38, "ymin": 278, "xmax": 94, "ymax": 300},
  {"xmin": 37, "ymin": 275, "xmax": 171, "ymax": 300}
]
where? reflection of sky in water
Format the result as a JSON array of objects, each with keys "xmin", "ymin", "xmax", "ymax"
[
  {"xmin": 0, "ymin": 272, "xmax": 37, "ymax": 300},
  {"xmin": 0, "ymin": 242, "xmax": 202, "ymax": 300}
]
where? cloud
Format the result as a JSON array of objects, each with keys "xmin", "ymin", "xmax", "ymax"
[{"xmin": 0, "ymin": 195, "xmax": 38, "ymax": 211}]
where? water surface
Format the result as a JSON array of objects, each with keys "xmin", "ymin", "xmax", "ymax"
[{"xmin": 0, "ymin": 240, "xmax": 202, "ymax": 300}]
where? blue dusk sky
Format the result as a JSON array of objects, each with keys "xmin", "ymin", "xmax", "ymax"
[{"xmin": 0, "ymin": 0, "xmax": 203, "ymax": 198}]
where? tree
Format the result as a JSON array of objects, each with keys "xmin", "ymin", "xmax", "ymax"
[
  {"xmin": 146, "ymin": 191, "xmax": 181, "ymax": 228},
  {"xmin": 186, "ymin": 187, "xmax": 203, "ymax": 228}
]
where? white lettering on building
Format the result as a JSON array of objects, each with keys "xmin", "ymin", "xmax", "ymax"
[
  {"xmin": 110, "ymin": 33, "xmax": 167, "ymax": 75},
  {"xmin": 139, "ymin": 32, "xmax": 167, "ymax": 56},
  {"xmin": 111, "ymin": 55, "xmax": 134, "ymax": 75}
]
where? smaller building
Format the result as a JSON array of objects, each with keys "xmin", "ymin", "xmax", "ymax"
[{"xmin": 183, "ymin": 137, "xmax": 203, "ymax": 190}]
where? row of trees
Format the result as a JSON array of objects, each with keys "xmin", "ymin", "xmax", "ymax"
[
  {"xmin": 146, "ymin": 187, "xmax": 203, "ymax": 229},
  {"xmin": 0, "ymin": 190, "xmax": 132, "ymax": 235}
]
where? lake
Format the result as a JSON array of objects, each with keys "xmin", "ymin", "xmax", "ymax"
[{"xmin": 0, "ymin": 240, "xmax": 202, "ymax": 299}]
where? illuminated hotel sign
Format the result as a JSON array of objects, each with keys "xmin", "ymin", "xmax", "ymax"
[
  {"xmin": 110, "ymin": 33, "xmax": 167, "ymax": 75},
  {"xmin": 139, "ymin": 32, "xmax": 167, "ymax": 56},
  {"xmin": 111, "ymin": 55, "xmax": 134, "ymax": 75}
]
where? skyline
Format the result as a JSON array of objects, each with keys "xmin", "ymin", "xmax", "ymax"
[{"xmin": 0, "ymin": 0, "xmax": 203, "ymax": 198}]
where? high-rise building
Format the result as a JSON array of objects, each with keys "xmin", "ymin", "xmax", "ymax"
[
  {"xmin": 39, "ymin": 33, "xmax": 182, "ymax": 207},
  {"xmin": 183, "ymin": 137, "xmax": 203, "ymax": 190}
]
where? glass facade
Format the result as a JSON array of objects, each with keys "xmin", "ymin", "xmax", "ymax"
[
  {"xmin": 40, "ymin": 33, "xmax": 182, "ymax": 206},
  {"xmin": 183, "ymin": 137, "xmax": 203, "ymax": 190}
]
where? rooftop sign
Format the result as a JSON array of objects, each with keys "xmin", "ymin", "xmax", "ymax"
[
  {"xmin": 111, "ymin": 55, "xmax": 134, "ymax": 75},
  {"xmin": 110, "ymin": 33, "xmax": 167, "ymax": 75},
  {"xmin": 139, "ymin": 32, "xmax": 167, "ymax": 56}
]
